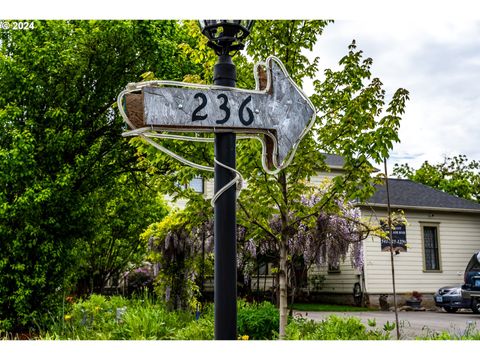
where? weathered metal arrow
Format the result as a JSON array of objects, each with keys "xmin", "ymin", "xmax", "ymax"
[{"xmin": 123, "ymin": 56, "xmax": 316, "ymax": 171}]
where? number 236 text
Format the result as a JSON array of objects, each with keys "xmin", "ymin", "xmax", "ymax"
[{"xmin": 191, "ymin": 93, "xmax": 254, "ymax": 126}]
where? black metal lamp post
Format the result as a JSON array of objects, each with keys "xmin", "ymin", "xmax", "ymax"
[{"xmin": 198, "ymin": 20, "xmax": 254, "ymax": 340}]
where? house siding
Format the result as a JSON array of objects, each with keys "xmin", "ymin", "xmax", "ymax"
[
  {"xmin": 309, "ymin": 169, "xmax": 346, "ymax": 185},
  {"xmin": 205, "ymin": 179, "xmax": 214, "ymax": 199},
  {"xmin": 164, "ymin": 194, "xmax": 188, "ymax": 210},
  {"xmin": 361, "ymin": 207, "xmax": 480, "ymax": 295},
  {"xmin": 309, "ymin": 263, "xmax": 361, "ymax": 294},
  {"xmin": 168, "ymin": 178, "xmax": 213, "ymax": 210}
]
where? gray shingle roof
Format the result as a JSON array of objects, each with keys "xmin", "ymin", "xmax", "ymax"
[
  {"xmin": 321, "ymin": 153, "xmax": 379, "ymax": 172},
  {"xmin": 366, "ymin": 178, "xmax": 480, "ymax": 212},
  {"xmin": 323, "ymin": 154, "xmax": 345, "ymax": 168}
]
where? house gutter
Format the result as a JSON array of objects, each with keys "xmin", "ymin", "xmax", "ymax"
[{"xmin": 358, "ymin": 202, "xmax": 480, "ymax": 214}]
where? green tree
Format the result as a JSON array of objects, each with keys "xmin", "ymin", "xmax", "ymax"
[
  {"xmin": 0, "ymin": 20, "xmax": 196, "ymax": 332},
  {"xmin": 128, "ymin": 20, "xmax": 409, "ymax": 338},
  {"xmin": 236, "ymin": 20, "xmax": 409, "ymax": 337},
  {"xmin": 393, "ymin": 155, "xmax": 480, "ymax": 202},
  {"xmin": 74, "ymin": 174, "xmax": 169, "ymax": 295}
]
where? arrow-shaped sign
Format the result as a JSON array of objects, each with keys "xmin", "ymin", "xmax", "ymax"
[{"xmin": 123, "ymin": 56, "xmax": 315, "ymax": 171}]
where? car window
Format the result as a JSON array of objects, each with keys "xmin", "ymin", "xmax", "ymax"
[{"xmin": 466, "ymin": 253, "xmax": 480, "ymax": 272}]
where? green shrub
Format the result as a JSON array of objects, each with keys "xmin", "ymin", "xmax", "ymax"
[
  {"xmin": 38, "ymin": 295, "xmax": 480, "ymax": 340},
  {"xmin": 285, "ymin": 315, "xmax": 391, "ymax": 340},
  {"xmin": 41, "ymin": 294, "xmax": 197, "ymax": 340},
  {"xmin": 237, "ymin": 300, "xmax": 279, "ymax": 340},
  {"xmin": 173, "ymin": 317, "xmax": 214, "ymax": 340},
  {"xmin": 50, "ymin": 294, "xmax": 127, "ymax": 339},
  {"xmin": 114, "ymin": 305, "xmax": 179, "ymax": 340}
]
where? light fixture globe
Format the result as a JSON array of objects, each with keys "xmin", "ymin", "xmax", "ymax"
[{"xmin": 198, "ymin": 20, "xmax": 254, "ymax": 55}]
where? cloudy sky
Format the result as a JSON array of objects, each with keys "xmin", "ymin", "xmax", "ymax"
[{"xmin": 302, "ymin": 18, "xmax": 480, "ymax": 173}]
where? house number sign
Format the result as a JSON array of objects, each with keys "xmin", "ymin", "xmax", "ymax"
[{"xmin": 122, "ymin": 56, "xmax": 316, "ymax": 170}]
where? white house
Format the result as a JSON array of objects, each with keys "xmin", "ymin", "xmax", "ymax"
[
  {"xmin": 172, "ymin": 154, "xmax": 480, "ymax": 308},
  {"xmin": 308, "ymin": 155, "xmax": 480, "ymax": 308},
  {"xmin": 358, "ymin": 178, "xmax": 480, "ymax": 308}
]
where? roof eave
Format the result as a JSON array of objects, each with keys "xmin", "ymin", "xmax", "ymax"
[{"xmin": 358, "ymin": 202, "xmax": 480, "ymax": 214}]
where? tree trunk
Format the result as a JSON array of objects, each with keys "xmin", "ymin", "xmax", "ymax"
[{"xmin": 279, "ymin": 236, "xmax": 288, "ymax": 338}]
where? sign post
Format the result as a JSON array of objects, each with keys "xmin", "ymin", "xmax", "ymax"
[{"xmin": 212, "ymin": 53, "xmax": 238, "ymax": 340}]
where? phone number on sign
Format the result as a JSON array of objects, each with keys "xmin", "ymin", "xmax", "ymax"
[{"xmin": 0, "ymin": 21, "xmax": 35, "ymax": 30}]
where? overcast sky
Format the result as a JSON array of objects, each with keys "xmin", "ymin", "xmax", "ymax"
[{"xmin": 304, "ymin": 19, "xmax": 480, "ymax": 173}]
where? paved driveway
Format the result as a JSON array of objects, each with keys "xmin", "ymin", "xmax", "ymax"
[{"xmin": 294, "ymin": 310, "xmax": 480, "ymax": 339}]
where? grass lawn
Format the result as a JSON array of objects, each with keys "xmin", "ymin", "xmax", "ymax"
[{"xmin": 291, "ymin": 303, "xmax": 377, "ymax": 312}]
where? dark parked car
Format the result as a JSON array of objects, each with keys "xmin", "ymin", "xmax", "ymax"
[
  {"xmin": 435, "ymin": 285, "xmax": 471, "ymax": 313},
  {"xmin": 461, "ymin": 252, "xmax": 480, "ymax": 314}
]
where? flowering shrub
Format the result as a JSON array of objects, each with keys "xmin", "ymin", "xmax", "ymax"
[
  {"xmin": 411, "ymin": 291, "xmax": 422, "ymax": 301},
  {"xmin": 42, "ymin": 294, "xmax": 194, "ymax": 340},
  {"xmin": 27, "ymin": 294, "xmax": 480, "ymax": 340},
  {"xmin": 143, "ymin": 207, "xmax": 214, "ymax": 311},
  {"xmin": 238, "ymin": 191, "xmax": 369, "ymax": 303},
  {"xmin": 39, "ymin": 295, "xmax": 283, "ymax": 340},
  {"xmin": 260, "ymin": 193, "xmax": 366, "ymax": 272}
]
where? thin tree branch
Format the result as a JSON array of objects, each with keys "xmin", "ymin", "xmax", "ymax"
[
  {"xmin": 237, "ymin": 199, "xmax": 279, "ymax": 242},
  {"xmin": 263, "ymin": 171, "xmax": 283, "ymax": 215}
]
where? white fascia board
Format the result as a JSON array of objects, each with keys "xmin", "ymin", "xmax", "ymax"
[{"xmin": 357, "ymin": 202, "xmax": 480, "ymax": 214}]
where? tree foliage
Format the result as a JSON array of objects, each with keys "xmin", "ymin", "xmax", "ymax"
[
  {"xmin": 6, "ymin": 20, "xmax": 410, "ymax": 339},
  {"xmin": 0, "ymin": 20, "xmax": 196, "ymax": 332},
  {"xmin": 74, "ymin": 174, "xmax": 169, "ymax": 295},
  {"xmin": 393, "ymin": 155, "xmax": 480, "ymax": 202}
]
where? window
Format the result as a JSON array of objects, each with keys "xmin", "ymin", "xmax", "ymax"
[
  {"xmin": 189, "ymin": 177, "xmax": 204, "ymax": 193},
  {"xmin": 258, "ymin": 262, "xmax": 268, "ymax": 275},
  {"xmin": 328, "ymin": 263, "xmax": 341, "ymax": 273},
  {"xmin": 466, "ymin": 253, "xmax": 480, "ymax": 272},
  {"xmin": 422, "ymin": 225, "xmax": 441, "ymax": 271},
  {"xmin": 176, "ymin": 177, "xmax": 204, "ymax": 193}
]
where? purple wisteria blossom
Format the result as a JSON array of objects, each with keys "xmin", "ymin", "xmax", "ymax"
[{"xmin": 245, "ymin": 192, "xmax": 365, "ymax": 272}]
